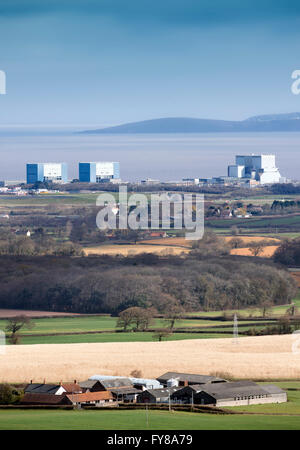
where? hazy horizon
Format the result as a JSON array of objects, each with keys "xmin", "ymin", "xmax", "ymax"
[{"xmin": 0, "ymin": 132, "xmax": 299, "ymax": 182}]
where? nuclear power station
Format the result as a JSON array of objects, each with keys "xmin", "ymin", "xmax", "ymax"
[{"xmin": 228, "ymin": 154, "xmax": 282, "ymax": 185}]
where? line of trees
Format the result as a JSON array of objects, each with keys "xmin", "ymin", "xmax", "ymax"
[{"xmin": 0, "ymin": 252, "xmax": 296, "ymax": 315}]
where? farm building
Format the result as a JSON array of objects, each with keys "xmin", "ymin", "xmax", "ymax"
[
  {"xmin": 171, "ymin": 381, "xmax": 287, "ymax": 407},
  {"xmin": 89, "ymin": 375, "xmax": 162, "ymax": 390},
  {"xmin": 60, "ymin": 382, "xmax": 82, "ymax": 394},
  {"xmin": 21, "ymin": 393, "xmax": 72, "ymax": 406},
  {"xmin": 79, "ymin": 380, "xmax": 104, "ymax": 392},
  {"xmin": 262, "ymin": 385, "xmax": 288, "ymax": 403},
  {"xmin": 66, "ymin": 391, "xmax": 114, "ymax": 407},
  {"xmin": 156, "ymin": 372, "xmax": 227, "ymax": 387},
  {"xmin": 98, "ymin": 378, "xmax": 133, "ymax": 391},
  {"xmin": 82, "ymin": 377, "xmax": 139, "ymax": 401},
  {"xmin": 25, "ymin": 381, "xmax": 82, "ymax": 396},
  {"xmin": 137, "ymin": 387, "xmax": 181, "ymax": 404},
  {"xmin": 24, "ymin": 383, "xmax": 67, "ymax": 395},
  {"xmin": 109, "ymin": 387, "xmax": 141, "ymax": 402}
]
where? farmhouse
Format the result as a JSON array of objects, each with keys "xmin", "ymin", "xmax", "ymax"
[
  {"xmin": 171, "ymin": 381, "xmax": 287, "ymax": 407},
  {"xmin": 156, "ymin": 372, "xmax": 227, "ymax": 387},
  {"xmin": 137, "ymin": 387, "xmax": 181, "ymax": 404}
]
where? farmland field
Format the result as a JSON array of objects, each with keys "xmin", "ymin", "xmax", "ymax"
[
  {"xmin": 0, "ymin": 315, "xmax": 279, "ymax": 342},
  {"xmin": 205, "ymin": 214, "xmax": 300, "ymax": 229},
  {"xmin": 230, "ymin": 245, "xmax": 278, "ymax": 258},
  {"xmin": 0, "ymin": 408, "xmax": 300, "ymax": 430},
  {"xmin": 0, "ymin": 309, "xmax": 79, "ymax": 318},
  {"xmin": 15, "ymin": 331, "xmax": 233, "ymax": 345},
  {"xmin": 84, "ymin": 234, "xmax": 281, "ymax": 256},
  {"xmin": 1, "ymin": 335, "xmax": 300, "ymax": 383},
  {"xmin": 84, "ymin": 244, "xmax": 190, "ymax": 256},
  {"xmin": 0, "ymin": 292, "xmax": 298, "ymax": 346},
  {"xmin": 0, "ymin": 193, "xmax": 116, "ymax": 206}
]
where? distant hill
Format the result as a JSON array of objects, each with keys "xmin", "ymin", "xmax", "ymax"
[{"xmin": 80, "ymin": 113, "xmax": 300, "ymax": 134}]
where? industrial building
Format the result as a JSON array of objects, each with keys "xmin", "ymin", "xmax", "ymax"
[
  {"xmin": 227, "ymin": 154, "xmax": 282, "ymax": 185},
  {"xmin": 79, "ymin": 161, "xmax": 120, "ymax": 182},
  {"xmin": 26, "ymin": 163, "xmax": 68, "ymax": 184}
]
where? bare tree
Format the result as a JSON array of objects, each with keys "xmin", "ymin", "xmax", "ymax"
[
  {"xmin": 261, "ymin": 301, "xmax": 272, "ymax": 318},
  {"xmin": 228, "ymin": 237, "xmax": 244, "ymax": 249},
  {"xmin": 248, "ymin": 242, "xmax": 264, "ymax": 257},
  {"xmin": 164, "ymin": 305, "xmax": 184, "ymax": 330},
  {"xmin": 286, "ymin": 304, "xmax": 298, "ymax": 317},
  {"xmin": 5, "ymin": 315, "xmax": 34, "ymax": 345},
  {"xmin": 153, "ymin": 329, "xmax": 172, "ymax": 342}
]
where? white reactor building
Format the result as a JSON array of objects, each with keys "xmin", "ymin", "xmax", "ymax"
[{"xmin": 228, "ymin": 154, "xmax": 281, "ymax": 185}]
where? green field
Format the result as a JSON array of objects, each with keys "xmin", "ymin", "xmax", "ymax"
[
  {"xmin": 1, "ymin": 291, "xmax": 299, "ymax": 345},
  {"xmin": 206, "ymin": 214, "xmax": 300, "ymax": 229},
  {"xmin": 0, "ymin": 193, "xmax": 112, "ymax": 206},
  {"xmin": 0, "ymin": 313, "xmax": 283, "ymax": 345},
  {"xmin": 0, "ymin": 315, "xmax": 271, "ymax": 335},
  {"xmin": 0, "ymin": 409, "xmax": 300, "ymax": 430},
  {"xmin": 186, "ymin": 294, "xmax": 300, "ymax": 318},
  {"xmin": 16, "ymin": 331, "xmax": 233, "ymax": 345}
]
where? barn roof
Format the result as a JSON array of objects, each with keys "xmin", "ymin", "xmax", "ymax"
[
  {"xmin": 262, "ymin": 385, "xmax": 286, "ymax": 395},
  {"xmin": 195, "ymin": 381, "xmax": 269, "ymax": 400},
  {"xmin": 24, "ymin": 383, "xmax": 64, "ymax": 395},
  {"xmin": 141, "ymin": 387, "xmax": 181, "ymax": 398},
  {"xmin": 89, "ymin": 374, "xmax": 162, "ymax": 389},
  {"xmin": 21, "ymin": 393, "xmax": 71, "ymax": 405},
  {"xmin": 156, "ymin": 372, "xmax": 226, "ymax": 384},
  {"xmin": 79, "ymin": 380, "xmax": 100, "ymax": 389},
  {"xmin": 109, "ymin": 387, "xmax": 140, "ymax": 395},
  {"xmin": 61, "ymin": 383, "xmax": 82, "ymax": 393},
  {"xmin": 100, "ymin": 378, "xmax": 133, "ymax": 389},
  {"xmin": 67, "ymin": 391, "xmax": 113, "ymax": 403}
]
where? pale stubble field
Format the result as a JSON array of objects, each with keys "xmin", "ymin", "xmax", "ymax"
[{"xmin": 1, "ymin": 334, "xmax": 300, "ymax": 383}]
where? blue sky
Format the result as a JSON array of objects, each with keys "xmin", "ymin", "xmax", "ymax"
[{"xmin": 0, "ymin": 0, "xmax": 300, "ymax": 126}]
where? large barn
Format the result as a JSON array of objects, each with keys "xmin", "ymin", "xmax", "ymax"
[{"xmin": 171, "ymin": 381, "xmax": 287, "ymax": 407}]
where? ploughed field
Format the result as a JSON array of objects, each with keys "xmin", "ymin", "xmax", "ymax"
[{"xmin": 1, "ymin": 334, "xmax": 300, "ymax": 383}]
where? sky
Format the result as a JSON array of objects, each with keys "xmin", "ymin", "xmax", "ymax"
[{"xmin": 0, "ymin": 0, "xmax": 300, "ymax": 126}]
